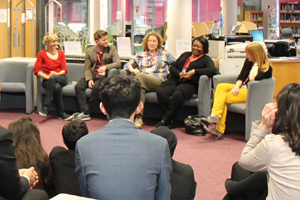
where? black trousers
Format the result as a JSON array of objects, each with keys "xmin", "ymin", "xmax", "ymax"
[
  {"xmin": 223, "ymin": 162, "xmax": 267, "ymax": 200},
  {"xmin": 157, "ymin": 82, "xmax": 195, "ymax": 123},
  {"xmin": 75, "ymin": 76, "xmax": 106, "ymax": 114},
  {"xmin": 42, "ymin": 76, "xmax": 67, "ymax": 112},
  {"xmin": 0, "ymin": 189, "xmax": 48, "ymax": 200}
]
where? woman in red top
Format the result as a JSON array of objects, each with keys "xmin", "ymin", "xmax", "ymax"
[{"xmin": 34, "ymin": 33, "xmax": 72, "ymax": 120}]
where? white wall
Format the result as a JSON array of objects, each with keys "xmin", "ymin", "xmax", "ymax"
[{"xmin": 166, "ymin": 0, "xmax": 192, "ymax": 57}]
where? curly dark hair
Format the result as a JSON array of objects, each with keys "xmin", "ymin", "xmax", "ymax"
[{"xmin": 272, "ymin": 83, "xmax": 300, "ymax": 155}]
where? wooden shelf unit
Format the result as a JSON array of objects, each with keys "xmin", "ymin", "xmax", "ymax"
[
  {"xmin": 279, "ymin": 2, "xmax": 300, "ymax": 38},
  {"xmin": 244, "ymin": 11, "xmax": 263, "ymax": 29}
]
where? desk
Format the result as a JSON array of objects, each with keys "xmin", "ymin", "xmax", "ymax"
[{"xmin": 270, "ymin": 58, "xmax": 300, "ymax": 101}]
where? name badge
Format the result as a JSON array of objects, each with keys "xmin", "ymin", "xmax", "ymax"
[{"xmin": 145, "ymin": 68, "xmax": 152, "ymax": 73}]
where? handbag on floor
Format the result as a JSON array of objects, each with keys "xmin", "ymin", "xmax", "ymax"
[{"xmin": 184, "ymin": 115, "xmax": 207, "ymax": 136}]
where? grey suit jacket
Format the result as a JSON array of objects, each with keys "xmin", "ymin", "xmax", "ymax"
[
  {"xmin": 84, "ymin": 45, "xmax": 121, "ymax": 81},
  {"xmin": 75, "ymin": 119, "xmax": 172, "ymax": 200}
]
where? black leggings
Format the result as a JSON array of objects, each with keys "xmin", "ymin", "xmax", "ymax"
[{"xmin": 223, "ymin": 162, "xmax": 268, "ymax": 200}]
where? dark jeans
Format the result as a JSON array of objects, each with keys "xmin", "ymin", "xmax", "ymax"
[
  {"xmin": 75, "ymin": 76, "xmax": 106, "ymax": 114},
  {"xmin": 42, "ymin": 75, "xmax": 67, "ymax": 112}
]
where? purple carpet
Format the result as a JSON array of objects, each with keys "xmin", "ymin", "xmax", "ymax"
[{"xmin": 0, "ymin": 109, "xmax": 246, "ymax": 200}]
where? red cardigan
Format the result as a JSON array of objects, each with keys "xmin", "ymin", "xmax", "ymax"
[{"xmin": 34, "ymin": 50, "xmax": 68, "ymax": 76}]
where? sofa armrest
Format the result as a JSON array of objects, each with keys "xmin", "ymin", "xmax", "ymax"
[
  {"xmin": 213, "ymin": 74, "xmax": 237, "ymax": 89},
  {"xmin": 25, "ymin": 63, "xmax": 35, "ymax": 113},
  {"xmin": 245, "ymin": 77, "xmax": 275, "ymax": 141},
  {"xmin": 197, "ymin": 75, "xmax": 212, "ymax": 117}
]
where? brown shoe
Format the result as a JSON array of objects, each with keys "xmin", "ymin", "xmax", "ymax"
[{"xmin": 134, "ymin": 117, "xmax": 143, "ymax": 129}]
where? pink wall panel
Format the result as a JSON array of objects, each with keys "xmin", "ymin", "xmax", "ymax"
[{"xmin": 199, "ymin": 0, "xmax": 221, "ymax": 22}]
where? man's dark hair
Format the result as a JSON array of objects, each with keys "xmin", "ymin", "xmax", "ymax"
[
  {"xmin": 99, "ymin": 75, "xmax": 141, "ymax": 119},
  {"xmin": 62, "ymin": 119, "xmax": 88, "ymax": 150},
  {"xmin": 94, "ymin": 30, "xmax": 108, "ymax": 41}
]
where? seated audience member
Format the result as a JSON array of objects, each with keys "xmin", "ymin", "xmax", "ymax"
[
  {"xmin": 124, "ymin": 31, "xmax": 176, "ymax": 128},
  {"xmin": 75, "ymin": 75, "xmax": 172, "ymax": 199},
  {"xmin": 8, "ymin": 117, "xmax": 52, "ymax": 191},
  {"xmin": 34, "ymin": 32, "xmax": 72, "ymax": 120},
  {"xmin": 223, "ymin": 162, "xmax": 267, "ymax": 200},
  {"xmin": 156, "ymin": 36, "xmax": 218, "ymax": 129},
  {"xmin": 201, "ymin": 42, "xmax": 272, "ymax": 139},
  {"xmin": 49, "ymin": 119, "xmax": 88, "ymax": 196},
  {"xmin": 151, "ymin": 126, "xmax": 197, "ymax": 200},
  {"xmin": 239, "ymin": 83, "xmax": 300, "ymax": 199},
  {"xmin": 73, "ymin": 30, "xmax": 121, "ymax": 121},
  {"xmin": 0, "ymin": 126, "xmax": 48, "ymax": 200}
]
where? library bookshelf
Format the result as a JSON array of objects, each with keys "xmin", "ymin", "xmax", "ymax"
[
  {"xmin": 244, "ymin": 11, "xmax": 263, "ymax": 29},
  {"xmin": 280, "ymin": 1, "xmax": 300, "ymax": 38}
]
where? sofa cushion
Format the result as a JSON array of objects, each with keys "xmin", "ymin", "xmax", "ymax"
[
  {"xmin": 0, "ymin": 83, "xmax": 26, "ymax": 92},
  {"xmin": 145, "ymin": 92, "xmax": 199, "ymax": 107},
  {"xmin": 227, "ymin": 103, "xmax": 246, "ymax": 114}
]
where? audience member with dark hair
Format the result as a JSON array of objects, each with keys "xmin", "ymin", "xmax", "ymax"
[
  {"xmin": 223, "ymin": 162, "xmax": 267, "ymax": 200},
  {"xmin": 0, "ymin": 126, "xmax": 48, "ymax": 200},
  {"xmin": 75, "ymin": 75, "xmax": 172, "ymax": 199},
  {"xmin": 124, "ymin": 31, "xmax": 176, "ymax": 128},
  {"xmin": 239, "ymin": 83, "xmax": 300, "ymax": 199},
  {"xmin": 151, "ymin": 126, "xmax": 197, "ymax": 200},
  {"xmin": 156, "ymin": 36, "xmax": 218, "ymax": 129},
  {"xmin": 49, "ymin": 119, "xmax": 88, "ymax": 197},
  {"xmin": 8, "ymin": 117, "xmax": 52, "ymax": 191}
]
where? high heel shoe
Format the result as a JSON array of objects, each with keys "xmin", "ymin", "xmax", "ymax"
[
  {"xmin": 201, "ymin": 116, "xmax": 220, "ymax": 126},
  {"xmin": 204, "ymin": 125, "xmax": 223, "ymax": 140}
]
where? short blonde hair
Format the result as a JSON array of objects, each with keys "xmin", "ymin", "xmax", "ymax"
[
  {"xmin": 42, "ymin": 33, "xmax": 58, "ymax": 45},
  {"xmin": 245, "ymin": 42, "xmax": 270, "ymax": 72},
  {"xmin": 142, "ymin": 31, "xmax": 163, "ymax": 51}
]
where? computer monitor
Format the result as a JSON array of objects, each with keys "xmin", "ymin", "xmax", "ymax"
[{"xmin": 249, "ymin": 30, "xmax": 264, "ymax": 42}]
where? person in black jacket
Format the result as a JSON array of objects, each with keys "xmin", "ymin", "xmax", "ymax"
[
  {"xmin": 156, "ymin": 36, "xmax": 218, "ymax": 129},
  {"xmin": 151, "ymin": 126, "xmax": 197, "ymax": 200},
  {"xmin": 49, "ymin": 119, "xmax": 88, "ymax": 197},
  {"xmin": 0, "ymin": 126, "xmax": 48, "ymax": 200},
  {"xmin": 201, "ymin": 42, "xmax": 272, "ymax": 139}
]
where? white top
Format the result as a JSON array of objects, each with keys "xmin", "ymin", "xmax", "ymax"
[{"xmin": 240, "ymin": 121, "xmax": 300, "ymax": 200}]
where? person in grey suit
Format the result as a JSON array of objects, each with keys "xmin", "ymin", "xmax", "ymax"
[
  {"xmin": 75, "ymin": 75, "xmax": 172, "ymax": 200},
  {"xmin": 74, "ymin": 29, "xmax": 121, "ymax": 121},
  {"xmin": 151, "ymin": 126, "xmax": 197, "ymax": 200}
]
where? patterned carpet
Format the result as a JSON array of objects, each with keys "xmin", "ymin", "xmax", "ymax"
[{"xmin": 0, "ymin": 109, "xmax": 247, "ymax": 200}]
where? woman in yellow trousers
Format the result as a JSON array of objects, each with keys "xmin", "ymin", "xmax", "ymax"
[{"xmin": 202, "ymin": 42, "xmax": 272, "ymax": 139}]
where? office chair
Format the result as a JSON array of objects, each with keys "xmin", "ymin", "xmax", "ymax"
[
  {"xmin": 281, "ymin": 28, "xmax": 293, "ymax": 40},
  {"xmin": 271, "ymin": 41, "xmax": 292, "ymax": 57}
]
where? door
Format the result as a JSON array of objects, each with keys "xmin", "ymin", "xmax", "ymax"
[
  {"xmin": 0, "ymin": 1, "xmax": 9, "ymax": 58},
  {"xmin": 10, "ymin": 0, "xmax": 36, "ymax": 58}
]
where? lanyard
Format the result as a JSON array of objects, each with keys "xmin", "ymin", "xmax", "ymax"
[
  {"xmin": 182, "ymin": 54, "xmax": 204, "ymax": 72},
  {"xmin": 243, "ymin": 63, "xmax": 255, "ymax": 84},
  {"xmin": 97, "ymin": 52, "xmax": 103, "ymax": 66},
  {"xmin": 147, "ymin": 51, "xmax": 157, "ymax": 66}
]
